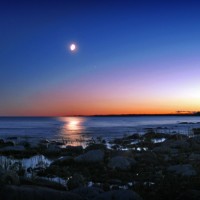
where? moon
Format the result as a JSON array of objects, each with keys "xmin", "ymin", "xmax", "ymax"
[{"xmin": 70, "ymin": 43, "xmax": 76, "ymax": 51}]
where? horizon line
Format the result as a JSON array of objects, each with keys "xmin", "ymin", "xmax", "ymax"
[{"xmin": 0, "ymin": 112, "xmax": 200, "ymax": 117}]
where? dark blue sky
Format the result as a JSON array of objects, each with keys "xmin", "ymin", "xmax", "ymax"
[{"xmin": 1, "ymin": 0, "xmax": 200, "ymax": 115}]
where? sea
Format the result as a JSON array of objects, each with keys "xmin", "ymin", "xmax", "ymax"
[{"xmin": 0, "ymin": 116, "xmax": 200, "ymax": 145}]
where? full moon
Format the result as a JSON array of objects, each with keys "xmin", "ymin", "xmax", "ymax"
[{"xmin": 70, "ymin": 44, "xmax": 76, "ymax": 51}]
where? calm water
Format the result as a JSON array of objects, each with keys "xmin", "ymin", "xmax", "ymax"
[{"xmin": 0, "ymin": 116, "xmax": 200, "ymax": 143}]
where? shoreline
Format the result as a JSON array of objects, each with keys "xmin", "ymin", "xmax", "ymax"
[{"xmin": 1, "ymin": 127, "xmax": 200, "ymax": 199}]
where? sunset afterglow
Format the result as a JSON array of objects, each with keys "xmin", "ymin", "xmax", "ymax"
[{"xmin": 0, "ymin": 1, "xmax": 200, "ymax": 116}]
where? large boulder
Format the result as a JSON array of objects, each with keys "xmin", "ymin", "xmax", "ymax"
[
  {"xmin": 108, "ymin": 156, "xmax": 137, "ymax": 171},
  {"xmin": 93, "ymin": 190, "xmax": 143, "ymax": 200},
  {"xmin": 167, "ymin": 164, "xmax": 197, "ymax": 176},
  {"xmin": 74, "ymin": 150, "xmax": 104, "ymax": 163},
  {"xmin": 0, "ymin": 185, "xmax": 83, "ymax": 200}
]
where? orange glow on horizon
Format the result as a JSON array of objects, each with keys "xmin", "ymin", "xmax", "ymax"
[{"xmin": 1, "ymin": 85, "xmax": 199, "ymax": 116}]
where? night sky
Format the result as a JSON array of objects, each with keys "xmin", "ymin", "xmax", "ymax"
[{"xmin": 1, "ymin": 0, "xmax": 200, "ymax": 116}]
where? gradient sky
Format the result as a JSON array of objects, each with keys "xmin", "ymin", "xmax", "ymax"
[{"xmin": 1, "ymin": 0, "xmax": 200, "ymax": 116}]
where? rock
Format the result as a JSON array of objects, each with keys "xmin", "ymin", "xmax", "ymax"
[
  {"xmin": 74, "ymin": 150, "xmax": 104, "ymax": 163},
  {"xmin": 33, "ymin": 177, "xmax": 66, "ymax": 190},
  {"xmin": 0, "ymin": 170, "xmax": 20, "ymax": 185},
  {"xmin": 188, "ymin": 138, "xmax": 200, "ymax": 151},
  {"xmin": 177, "ymin": 189, "xmax": 200, "ymax": 200},
  {"xmin": 18, "ymin": 140, "xmax": 31, "ymax": 148},
  {"xmin": 85, "ymin": 144, "xmax": 107, "ymax": 151},
  {"xmin": 163, "ymin": 139, "xmax": 190, "ymax": 149},
  {"xmin": 72, "ymin": 186, "xmax": 104, "ymax": 199},
  {"xmin": 153, "ymin": 146, "xmax": 178, "ymax": 154},
  {"xmin": 0, "ymin": 139, "xmax": 5, "ymax": 145},
  {"xmin": 65, "ymin": 145, "xmax": 83, "ymax": 154},
  {"xmin": 189, "ymin": 153, "xmax": 200, "ymax": 161},
  {"xmin": 0, "ymin": 145, "xmax": 25, "ymax": 152},
  {"xmin": 51, "ymin": 156, "xmax": 74, "ymax": 166},
  {"xmin": 167, "ymin": 164, "xmax": 197, "ymax": 176},
  {"xmin": 93, "ymin": 190, "xmax": 143, "ymax": 200},
  {"xmin": 108, "ymin": 156, "xmax": 137, "ymax": 171},
  {"xmin": 168, "ymin": 134, "xmax": 188, "ymax": 140},
  {"xmin": 193, "ymin": 128, "xmax": 200, "ymax": 135},
  {"xmin": 40, "ymin": 139, "xmax": 50, "ymax": 144},
  {"xmin": 136, "ymin": 152, "xmax": 158, "ymax": 165},
  {"xmin": 46, "ymin": 144, "xmax": 61, "ymax": 153},
  {"xmin": 6, "ymin": 137, "xmax": 18, "ymax": 140},
  {"xmin": 4, "ymin": 141, "xmax": 15, "ymax": 146},
  {"xmin": 67, "ymin": 174, "xmax": 85, "ymax": 190},
  {"xmin": 0, "ymin": 185, "xmax": 83, "ymax": 200}
]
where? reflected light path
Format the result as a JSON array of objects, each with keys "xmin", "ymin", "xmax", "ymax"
[{"xmin": 58, "ymin": 117, "xmax": 87, "ymax": 146}]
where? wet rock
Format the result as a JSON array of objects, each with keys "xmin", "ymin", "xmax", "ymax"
[
  {"xmin": 0, "ymin": 145, "xmax": 25, "ymax": 152},
  {"xmin": 29, "ymin": 177, "xmax": 66, "ymax": 190},
  {"xmin": 65, "ymin": 145, "xmax": 83, "ymax": 154},
  {"xmin": 167, "ymin": 164, "xmax": 197, "ymax": 176},
  {"xmin": 0, "ymin": 185, "xmax": 83, "ymax": 200},
  {"xmin": 143, "ymin": 132, "xmax": 167, "ymax": 140},
  {"xmin": 93, "ymin": 189, "xmax": 143, "ymax": 200},
  {"xmin": 0, "ymin": 169, "xmax": 20, "ymax": 185},
  {"xmin": 46, "ymin": 144, "xmax": 61, "ymax": 153},
  {"xmin": 18, "ymin": 141, "xmax": 31, "ymax": 148},
  {"xmin": 40, "ymin": 139, "xmax": 50, "ymax": 144},
  {"xmin": 51, "ymin": 156, "xmax": 74, "ymax": 166},
  {"xmin": 74, "ymin": 150, "xmax": 104, "ymax": 163},
  {"xmin": 85, "ymin": 144, "xmax": 107, "ymax": 151},
  {"xmin": 126, "ymin": 133, "xmax": 141, "ymax": 140},
  {"xmin": 67, "ymin": 174, "xmax": 85, "ymax": 190},
  {"xmin": 72, "ymin": 186, "xmax": 104, "ymax": 199},
  {"xmin": 51, "ymin": 141, "xmax": 65, "ymax": 146},
  {"xmin": 108, "ymin": 156, "xmax": 137, "ymax": 171}
]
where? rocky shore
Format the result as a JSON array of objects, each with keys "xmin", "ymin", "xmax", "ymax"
[{"xmin": 1, "ymin": 128, "xmax": 200, "ymax": 200}]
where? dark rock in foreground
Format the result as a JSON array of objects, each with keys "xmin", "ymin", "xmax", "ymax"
[
  {"xmin": 108, "ymin": 156, "xmax": 137, "ymax": 171},
  {"xmin": 74, "ymin": 150, "xmax": 104, "ymax": 163},
  {"xmin": 72, "ymin": 186, "xmax": 104, "ymax": 199},
  {"xmin": 0, "ymin": 169, "xmax": 20, "ymax": 185},
  {"xmin": 93, "ymin": 190, "xmax": 143, "ymax": 200},
  {"xmin": 0, "ymin": 185, "xmax": 83, "ymax": 200},
  {"xmin": 167, "ymin": 164, "xmax": 197, "ymax": 176}
]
